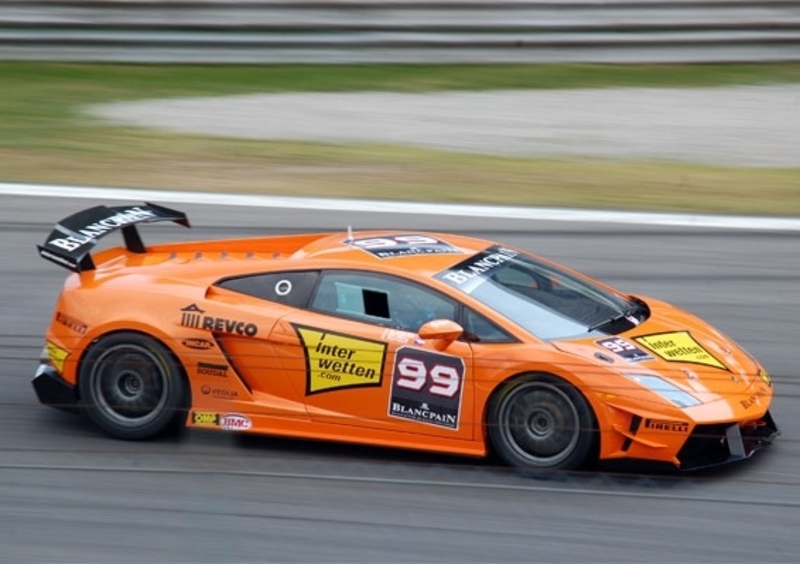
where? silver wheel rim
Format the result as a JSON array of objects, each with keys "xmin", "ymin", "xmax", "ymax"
[
  {"xmin": 90, "ymin": 343, "xmax": 169, "ymax": 427},
  {"xmin": 498, "ymin": 382, "xmax": 581, "ymax": 468}
]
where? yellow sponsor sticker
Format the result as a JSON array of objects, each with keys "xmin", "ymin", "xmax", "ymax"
[
  {"xmin": 634, "ymin": 331, "xmax": 727, "ymax": 370},
  {"xmin": 45, "ymin": 341, "xmax": 69, "ymax": 373},
  {"xmin": 192, "ymin": 411, "xmax": 219, "ymax": 426},
  {"xmin": 758, "ymin": 370, "xmax": 772, "ymax": 387},
  {"xmin": 295, "ymin": 326, "xmax": 387, "ymax": 394}
]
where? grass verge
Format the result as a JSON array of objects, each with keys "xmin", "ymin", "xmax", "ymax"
[{"xmin": 2, "ymin": 62, "xmax": 800, "ymax": 215}]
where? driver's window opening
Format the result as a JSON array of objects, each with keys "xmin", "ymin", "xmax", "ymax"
[
  {"xmin": 334, "ymin": 281, "xmax": 390, "ymax": 319},
  {"xmin": 363, "ymin": 289, "xmax": 390, "ymax": 319}
]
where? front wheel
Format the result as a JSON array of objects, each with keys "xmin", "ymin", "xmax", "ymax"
[
  {"xmin": 487, "ymin": 374, "xmax": 597, "ymax": 477},
  {"xmin": 78, "ymin": 332, "xmax": 187, "ymax": 440}
]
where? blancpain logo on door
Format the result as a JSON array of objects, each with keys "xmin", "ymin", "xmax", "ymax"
[{"xmin": 390, "ymin": 402, "xmax": 458, "ymax": 427}]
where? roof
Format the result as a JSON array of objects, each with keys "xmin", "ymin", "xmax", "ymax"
[
  {"xmin": 91, "ymin": 229, "xmax": 495, "ymax": 285},
  {"xmin": 296, "ymin": 231, "xmax": 492, "ymax": 274}
]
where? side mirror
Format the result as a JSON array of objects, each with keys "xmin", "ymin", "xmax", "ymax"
[{"xmin": 417, "ymin": 319, "xmax": 463, "ymax": 350}]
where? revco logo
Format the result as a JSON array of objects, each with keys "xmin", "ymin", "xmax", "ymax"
[
  {"xmin": 221, "ymin": 414, "xmax": 252, "ymax": 431},
  {"xmin": 180, "ymin": 304, "xmax": 258, "ymax": 337}
]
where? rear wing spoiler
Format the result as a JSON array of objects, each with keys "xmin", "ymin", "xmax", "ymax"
[{"xmin": 37, "ymin": 202, "xmax": 190, "ymax": 272}]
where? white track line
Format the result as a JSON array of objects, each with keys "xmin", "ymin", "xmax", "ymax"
[{"xmin": 2, "ymin": 181, "xmax": 799, "ymax": 231}]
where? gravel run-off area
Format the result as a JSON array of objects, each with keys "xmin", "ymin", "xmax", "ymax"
[{"xmin": 89, "ymin": 85, "xmax": 800, "ymax": 168}]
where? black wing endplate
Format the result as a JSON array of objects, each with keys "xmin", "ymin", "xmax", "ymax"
[{"xmin": 37, "ymin": 202, "xmax": 190, "ymax": 272}]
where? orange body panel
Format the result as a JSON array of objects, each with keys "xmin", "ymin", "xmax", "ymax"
[{"xmin": 39, "ymin": 227, "xmax": 776, "ymax": 468}]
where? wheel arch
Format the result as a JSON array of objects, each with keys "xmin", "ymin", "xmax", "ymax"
[
  {"xmin": 482, "ymin": 370, "xmax": 602, "ymax": 465},
  {"xmin": 76, "ymin": 326, "xmax": 191, "ymax": 409}
]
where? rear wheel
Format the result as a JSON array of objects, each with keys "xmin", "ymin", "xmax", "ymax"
[
  {"xmin": 78, "ymin": 332, "xmax": 187, "ymax": 440},
  {"xmin": 487, "ymin": 374, "xmax": 596, "ymax": 477}
]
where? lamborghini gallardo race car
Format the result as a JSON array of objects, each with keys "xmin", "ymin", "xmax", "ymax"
[{"xmin": 33, "ymin": 203, "xmax": 779, "ymax": 475}]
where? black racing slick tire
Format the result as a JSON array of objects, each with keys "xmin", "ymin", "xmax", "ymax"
[
  {"xmin": 78, "ymin": 332, "xmax": 187, "ymax": 440},
  {"xmin": 487, "ymin": 374, "xmax": 597, "ymax": 477}
]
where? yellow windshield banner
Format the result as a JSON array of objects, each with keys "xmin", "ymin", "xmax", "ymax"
[
  {"xmin": 634, "ymin": 331, "xmax": 727, "ymax": 370},
  {"xmin": 295, "ymin": 326, "xmax": 388, "ymax": 394}
]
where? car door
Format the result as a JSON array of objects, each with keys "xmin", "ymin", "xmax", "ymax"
[
  {"xmin": 268, "ymin": 270, "xmax": 476, "ymax": 441},
  {"xmin": 206, "ymin": 270, "xmax": 322, "ymax": 421}
]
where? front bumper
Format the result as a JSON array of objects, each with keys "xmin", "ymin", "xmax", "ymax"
[
  {"xmin": 32, "ymin": 363, "xmax": 78, "ymax": 412},
  {"xmin": 677, "ymin": 410, "xmax": 780, "ymax": 470}
]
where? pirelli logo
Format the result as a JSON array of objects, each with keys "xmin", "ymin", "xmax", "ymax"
[{"xmin": 644, "ymin": 419, "xmax": 690, "ymax": 433}]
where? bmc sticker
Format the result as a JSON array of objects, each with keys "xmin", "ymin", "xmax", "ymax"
[
  {"xmin": 294, "ymin": 326, "xmax": 387, "ymax": 395},
  {"xmin": 348, "ymin": 234, "xmax": 463, "ymax": 259},
  {"xmin": 634, "ymin": 331, "xmax": 727, "ymax": 370},
  {"xmin": 596, "ymin": 337, "xmax": 652, "ymax": 363},
  {"xmin": 220, "ymin": 414, "xmax": 252, "ymax": 431},
  {"xmin": 388, "ymin": 346, "xmax": 465, "ymax": 430}
]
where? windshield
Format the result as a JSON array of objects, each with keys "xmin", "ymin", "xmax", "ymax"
[{"xmin": 435, "ymin": 246, "xmax": 643, "ymax": 341}]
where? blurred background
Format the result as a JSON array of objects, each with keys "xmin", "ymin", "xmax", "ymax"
[{"xmin": 1, "ymin": 0, "xmax": 800, "ymax": 213}]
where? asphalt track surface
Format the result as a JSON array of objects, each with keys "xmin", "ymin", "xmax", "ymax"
[{"xmin": 2, "ymin": 194, "xmax": 799, "ymax": 563}]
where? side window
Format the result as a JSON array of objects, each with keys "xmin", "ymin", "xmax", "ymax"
[
  {"xmin": 311, "ymin": 271, "xmax": 457, "ymax": 332},
  {"xmin": 216, "ymin": 271, "xmax": 320, "ymax": 308},
  {"xmin": 463, "ymin": 308, "xmax": 515, "ymax": 343}
]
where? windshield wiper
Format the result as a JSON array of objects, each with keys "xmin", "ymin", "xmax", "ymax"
[{"xmin": 587, "ymin": 304, "xmax": 642, "ymax": 333}]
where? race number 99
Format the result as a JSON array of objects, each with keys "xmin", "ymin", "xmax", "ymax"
[
  {"xmin": 353, "ymin": 235, "xmax": 441, "ymax": 249},
  {"xmin": 389, "ymin": 347, "xmax": 466, "ymax": 430},
  {"xmin": 599, "ymin": 338, "xmax": 637, "ymax": 354},
  {"xmin": 348, "ymin": 234, "xmax": 461, "ymax": 258},
  {"xmin": 391, "ymin": 347, "xmax": 465, "ymax": 398},
  {"xmin": 595, "ymin": 336, "xmax": 651, "ymax": 362},
  {"xmin": 395, "ymin": 357, "xmax": 461, "ymax": 397}
]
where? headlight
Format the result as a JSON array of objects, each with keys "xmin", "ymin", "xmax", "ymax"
[{"xmin": 624, "ymin": 374, "xmax": 702, "ymax": 408}]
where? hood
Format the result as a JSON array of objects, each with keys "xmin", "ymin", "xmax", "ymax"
[{"xmin": 552, "ymin": 297, "xmax": 769, "ymax": 408}]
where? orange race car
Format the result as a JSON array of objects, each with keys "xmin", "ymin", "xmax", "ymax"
[{"xmin": 33, "ymin": 203, "xmax": 779, "ymax": 475}]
